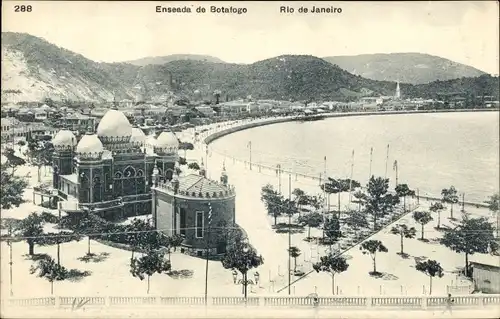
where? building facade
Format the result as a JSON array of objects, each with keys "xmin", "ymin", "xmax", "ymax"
[
  {"xmin": 470, "ymin": 261, "xmax": 500, "ymax": 294},
  {"xmin": 152, "ymin": 164, "xmax": 236, "ymax": 257},
  {"xmin": 52, "ymin": 109, "xmax": 179, "ymax": 220}
]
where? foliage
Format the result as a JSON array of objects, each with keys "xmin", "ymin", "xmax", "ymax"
[
  {"xmin": 485, "ymin": 193, "xmax": 499, "ymax": 213},
  {"xmin": 0, "ymin": 164, "xmax": 28, "ymax": 209},
  {"xmin": 360, "ymin": 240, "xmax": 388, "ymax": 274},
  {"xmin": 187, "ymin": 162, "xmax": 200, "ymax": 170},
  {"xmin": 394, "ymin": 184, "xmax": 415, "ymax": 211},
  {"xmin": 3, "ymin": 148, "xmax": 26, "ymax": 172},
  {"xmin": 221, "ymin": 241, "xmax": 264, "ymax": 275},
  {"xmin": 429, "ymin": 202, "xmax": 447, "ymax": 228},
  {"xmin": 323, "ymin": 216, "xmax": 341, "ymax": 240},
  {"xmin": 344, "ymin": 210, "xmax": 369, "ymax": 230},
  {"xmin": 178, "ymin": 142, "xmax": 194, "ymax": 151},
  {"xmin": 413, "ymin": 211, "xmax": 433, "ymax": 240},
  {"xmin": 441, "ymin": 186, "xmax": 459, "ymax": 218},
  {"xmin": 298, "ymin": 211, "xmax": 323, "ymax": 238},
  {"xmin": 130, "ymin": 250, "xmax": 171, "ymax": 293},
  {"xmin": 29, "ymin": 255, "xmax": 68, "ymax": 282},
  {"xmin": 390, "ymin": 224, "xmax": 417, "ymax": 255},
  {"xmin": 261, "ymin": 184, "xmax": 286, "ymax": 225},
  {"xmin": 356, "ymin": 176, "xmax": 399, "ymax": 230},
  {"xmin": 15, "ymin": 212, "xmax": 46, "ymax": 255},
  {"xmin": 415, "ymin": 259, "xmax": 444, "ymax": 294},
  {"xmin": 441, "ymin": 217, "xmax": 497, "ymax": 276},
  {"xmin": 313, "ymin": 254, "xmax": 349, "ymax": 275},
  {"xmin": 288, "ymin": 246, "xmax": 301, "ymax": 271}
]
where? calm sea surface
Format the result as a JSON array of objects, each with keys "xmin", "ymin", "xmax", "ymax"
[{"xmin": 211, "ymin": 112, "xmax": 499, "ymax": 202}]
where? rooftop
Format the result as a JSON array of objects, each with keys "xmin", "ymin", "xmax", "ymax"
[{"xmin": 156, "ymin": 173, "xmax": 235, "ymax": 199}]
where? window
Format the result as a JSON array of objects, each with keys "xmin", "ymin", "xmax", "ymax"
[
  {"xmin": 196, "ymin": 211, "xmax": 204, "ymax": 238},
  {"xmin": 180, "ymin": 208, "xmax": 186, "ymax": 235}
]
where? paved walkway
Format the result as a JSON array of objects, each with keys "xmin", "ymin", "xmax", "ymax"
[{"xmin": 3, "ymin": 305, "xmax": 499, "ymax": 319}]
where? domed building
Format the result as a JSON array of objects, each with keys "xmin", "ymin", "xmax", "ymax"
[{"xmin": 52, "ymin": 109, "xmax": 179, "ymax": 220}]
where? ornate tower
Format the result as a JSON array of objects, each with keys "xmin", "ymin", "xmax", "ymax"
[
  {"xmin": 52, "ymin": 130, "xmax": 77, "ymax": 190},
  {"xmin": 75, "ymin": 132, "xmax": 104, "ymax": 205},
  {"xmin": 154, "ymin": 130, "xmax": 179, "ymax": 181}
]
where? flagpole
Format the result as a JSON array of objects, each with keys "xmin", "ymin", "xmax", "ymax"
[
  {"xmin": 248, "ymin": 141, "xmax": 252, "ymax": 170},
  {"xmin": 384, "ymin": 144, "xmax": 390, "ymax": 180},
  {"xmin": 395, "ymin": 161, "xmax": 399, "ymax": 186},
  {"xmin": 348, "ymin": 150, "xmax": 355, "ymax": 205},
  {"xmin": 368, "ymin": 147, "xmax": 373, "ymax": 182}
]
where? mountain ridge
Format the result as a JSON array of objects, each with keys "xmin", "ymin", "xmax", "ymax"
[
  {"xmin": 322, "ymin": 53, "xmax": 487, "ymax": 84},
  {"xmin": 1, "ymin": 32, "xmax": 498, "ymax": 103}
]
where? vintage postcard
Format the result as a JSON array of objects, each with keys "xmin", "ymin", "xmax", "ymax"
[{"xmin": 1, "ymin": 1, "xmax": 499, "ymax": 318}]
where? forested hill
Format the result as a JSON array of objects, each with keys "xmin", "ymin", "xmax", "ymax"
[
  {"xmin": 323, "ymin": 53, "xmax": 487, "ymax": 84},
  {"xmin": 2, "ymin": 32, "xmax": 498, "ymax": 103}
]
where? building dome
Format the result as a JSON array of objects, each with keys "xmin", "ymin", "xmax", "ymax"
[
  {"xmin": 52, "ymin": 130, "xmax": 76, "ymax": 151},
  {"xmin": 76, "ymin": 134, "xmax": 104, "ymax": 159},
  {"xmin": 155, "ymin": 131, "xmax": 179, "ymax": 154},
  {"xmin": 130, "ymin": 127, "xmax": 146, "ymax": 146},
  {"xmin": 96, "ymin": 110, "xmax": 133, "ymax": 143}
]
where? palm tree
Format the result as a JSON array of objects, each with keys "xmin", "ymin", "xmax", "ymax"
[
  {"xmin": 413, "ymin": 211, "xmax": 433, "ymax": 240},
  {"xmin": 390, "ymin": 224, "xmax": 417, "ymax": 256},
  {"xmin": 429, "ymin": 202, "xmax": 446, "ymax": 229},
  {"xmin": 441, "ymin": 186, "xmax": 459, "ymax": 219}
]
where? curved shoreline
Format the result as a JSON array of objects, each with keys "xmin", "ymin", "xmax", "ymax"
[
  {"xmin": 203, "ymin": 108, "xmax": 499, "ymax": 145},
  {"xmin": 201, "ymin": 108, "xmax": 497, "ymax": 208}
]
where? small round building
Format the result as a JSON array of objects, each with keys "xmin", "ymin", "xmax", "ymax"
[{"xmin": 152, "ymin": 164, "xmax": 236, "ymax": 257}]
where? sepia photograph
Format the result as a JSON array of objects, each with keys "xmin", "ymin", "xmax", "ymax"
[{"xmin": 1, "ymin": 1, "xmax": 499, "ymax": 318}]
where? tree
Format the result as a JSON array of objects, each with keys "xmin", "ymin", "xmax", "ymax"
[
  {"xmin": 357, "ymin": 177, "xmax": 399, "ymax": 230},
  {"xmin": 485, "ymin": 193, "xmax": 499, "ymax": 238},
  {"xmin": 3, "ymin": 148, "xmax": 26, "ymax": 174},
  {"xmin": 395, "ymin": 184, "xmax": 415, "ymax": 212},
  {"xmin": 288, "ymin": 246, "xmax": 301, "ymax": 272},
  {"xmin": 1, "ymin": 164, "xmax": 28, "ymax": 210},
  {"xmin": 344, "ymin": 209, "xmax": 369, "ymax": 231},
  {"xmin": 312, "ymin": 254, "xmax": 349, "ymax": 295},
  {"xmin": 413, "ymin": 211, "xmax": 433, "ymax": 240},
  {"xmin": 390, "ymin": 224, "xmax": 417, "ymax": 255},
  {"xmin": 352, "ymin": 191, "xmax": 365, "ymax": 212},
  {"xmin": 130, "ymin": 250, "xmax": 171, "ymax": 294},
  {"xmin": 221, "ymin": 241, "xmax": 264, "ymax": 298},
  {"xmin": 292, "ymin": 188, "xmax": 309, "ymax": 214},
  {"xmin": 78, "ymin": 212, "xmax": 109, "ymax": 256},
  {"xmin": 321, "ymin": 178, "xmax": 357, "ymax": 218},
  {"xmin": 323, "ymin": 216, "xmax": 341, "ymax": 242},
  {"xmin": 126, "ymin": 218, "xmax": 154, "ymax": 259},
  {"xmin": 360, "ymin": 240, "xmax": 388, "ymax": 274},
  {"xmin": 441, "ymin": 186, "xmax": 459, "ymax": 219},
  {"xmin": 16, "ymin": 213, "xmax": 45, "ymax": 255},
  {"xmin": 261, "ymin": 184, "xmax": 285, "ymax": 226},
  {"xmin": 26, "ymin": 140, "xmax": 54, "ymax": 182},
  {"xmin": 415, "ymin": 259, "xmax": 444, "ymax": 295},
  {"xmin": 29, "ymin": 256, "xmax": 68, "ymax": 295},
  {"xmin": 213, "ymin": 90, "xmax": 222, "ymax": 105},
  {"xmin": 298, "ymin": 211, "xmax": 323, "ymax": 239},
  {"xmin": 429, "ymin": 202, "xmax": 446, "ymax": 229},
  {"xmin": 441, "ymin": 217, "xmax": 497, "ymax": 277},
  {"xmin": 188, "ymin": 162, "xmax": 200, "ymax": 170}
]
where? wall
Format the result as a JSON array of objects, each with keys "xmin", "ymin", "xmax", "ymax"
[{"xmin": 203, "ymin": 108, "xmax": 499, "ymax": 145}]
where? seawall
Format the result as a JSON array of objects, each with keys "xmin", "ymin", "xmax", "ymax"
[{"xmin": 203, "ymin": 108, "xmax": 498, "ymax": 145}]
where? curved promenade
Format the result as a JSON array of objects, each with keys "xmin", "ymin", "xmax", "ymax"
[
  {"xmin": 203, "ymin": 108, "xmax": 499, "ymax": 145},
  {"xmin": 201, "ymin": 108, "xmax": 498, "ymax": 207}
]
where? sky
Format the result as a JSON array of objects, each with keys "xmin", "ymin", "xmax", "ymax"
[{"xmin": 2, "ymin": 1, "xmax": 499, "ymax": 74}]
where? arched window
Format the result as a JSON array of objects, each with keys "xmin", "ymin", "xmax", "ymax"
[
  {"xmin": 124, "ymin": 166, "xmax": 136, "ymax": 178},
  {"xmin": 136, "ymin": 169, "xmax": 144, "ymax": 177},
  {"xmin": 115, "ymin": 171, "xmax": 122, "ymax": 179},
  {"xmin": 93, "ymin": 176, "xmax": 102, "ymax": 202}
]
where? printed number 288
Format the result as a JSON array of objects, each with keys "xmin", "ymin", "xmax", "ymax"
[{"xmin": 15, "ymin": 5, "xmax": 32, "ymax": 12}]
